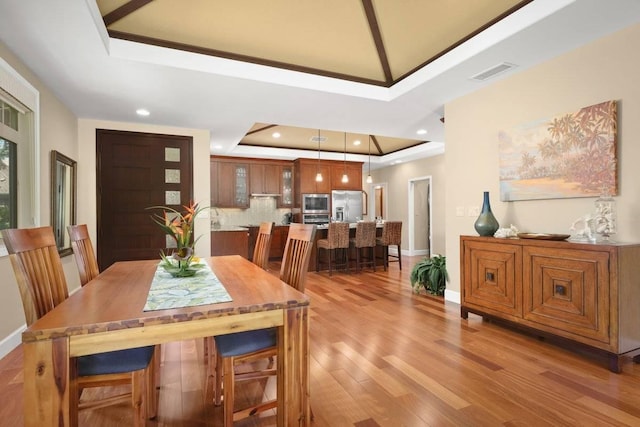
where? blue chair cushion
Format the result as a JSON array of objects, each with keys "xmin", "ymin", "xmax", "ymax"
[
  {"xmin": 78, "ymin": 346, "xmax": 155, "ymax": 376},
  {"xmin": 214, "ymin": 328, "xmax": 276, "ymax": 358}
]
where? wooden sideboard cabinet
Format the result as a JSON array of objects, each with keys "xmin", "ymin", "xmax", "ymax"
[{"xmin": 460, "ymin": 235, "xmax": 640, "ymax": 372}]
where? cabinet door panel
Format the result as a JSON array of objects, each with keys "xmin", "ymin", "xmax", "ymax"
[
  {"xmin": 523, "ymin": 246, "xmax": 610, "ymax": 344},
  {"xmin": 463, "ymin": 240, "xmax": 522, "ymax": 317}
]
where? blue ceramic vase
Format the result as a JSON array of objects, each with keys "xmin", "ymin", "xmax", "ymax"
[{"xmin": 474, "ymin": 191, "xmax": 499, "ymax": 236}]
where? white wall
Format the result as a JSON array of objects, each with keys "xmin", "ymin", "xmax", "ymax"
[{"xmin": 445, "ymin": 22, "xmax": 640, "ymax": 298}]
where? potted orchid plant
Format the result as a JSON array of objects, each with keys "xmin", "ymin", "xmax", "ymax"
[{"xmin": 147, "ymin": 201, "xmax": 208, "ymax": 277}]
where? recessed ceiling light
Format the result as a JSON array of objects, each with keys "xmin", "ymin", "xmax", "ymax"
[
  {"xmin": 416, "ymin": 129, "xmax": 427, "ymax": 135},
  {"xmin": 353, "ymin": 140, "xmax": 361, "ymax": 146},
  {"xmin": 213, "ymin": 144, "xmax": 223, "ymax": 150},
  {"xmin": 272, "ymin": 132, "xmax": 281, "ymax": 138},
  {"xmin": 136, "ymin": 108, "xmax": 150, "ymax": 116}
]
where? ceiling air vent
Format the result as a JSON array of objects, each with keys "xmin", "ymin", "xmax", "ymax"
[
  {"xmin": 470, "ymin": 62, "xmax": 517, "ymax": 81},
  {"xmin": 310, "ymin": 135, "xmax": 327, "ymax": 143}
]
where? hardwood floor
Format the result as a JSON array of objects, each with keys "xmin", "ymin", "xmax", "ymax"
[{"xmin": 2, "ymin": 255, "xmax": 640, "ymax": 426}]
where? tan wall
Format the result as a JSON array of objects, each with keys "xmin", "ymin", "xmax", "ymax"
[
  {"xmin": 445, "ymin": 23, "xmax": 640, "ymax": 299},
  {"xmin": 0, "ymin": 42, "xmax": 212, "ymax": 352},
  {"xmin": 0, "ymin": 41, "xmax": 80, "ymax": 342},
  {"xmin": 367, "ymin": 154, "xmax": 446, "ymax": 256}
]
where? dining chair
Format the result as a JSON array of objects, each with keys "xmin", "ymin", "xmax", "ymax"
[
  {"xmin": 316, "ymin": 221, "xmax": 349, "ymax": 275},
  {"xmin": 3, "ymin": 226, "xmax": 156, "ymax": 426},
  {"xmin": 376, "ymin": 221, "xmax": 403, "ymax": 270},
  {"xmin": 213, "ymin": 223, "xmax": 317, "ymax": 426},
  {"xmin": 350, "ymin": 221, "xmax": 377, "ymax": 273},
  {"xmin": 252, "ymin": 221, "xmax": 274, "ymax": 270},
  {"xmin": 67, "ymin": 224, "xmax": 100, "ymax": 286}
]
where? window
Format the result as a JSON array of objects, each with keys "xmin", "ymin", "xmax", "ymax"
[
  {"xmin": 0, "ymin": 138, "xmax": 17, "ymax": 229},
  {"xmin": 0, "ymin": 100, "xmax": 19, "ymax": 131},
  {"xmin": 0, "ymin": 57, "xmax": 40, "ymax": 256}
]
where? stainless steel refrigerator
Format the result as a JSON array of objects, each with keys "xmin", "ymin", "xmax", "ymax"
[{"xmin": 331, "ymin": 190, "xmax": 363, "ymax": 223}]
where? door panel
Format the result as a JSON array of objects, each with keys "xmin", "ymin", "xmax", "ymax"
[{"xmin": 97, "ymin": 129, "xmax": 193, "ymax": 271}]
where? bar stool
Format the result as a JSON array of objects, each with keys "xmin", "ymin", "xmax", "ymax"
[
  {"xmin": 350, "ymin": 221, "xmax": 377, "ymax": 273},
  {"xmin": 316, "ymin": 222, "xmax": 350, "ymax": 275},
  {"xmin": 376, "ymin": 221, "xmax": 402, "ymax": 271}
]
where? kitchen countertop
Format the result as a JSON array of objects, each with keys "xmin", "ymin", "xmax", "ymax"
[{"xmin": 211, "ymin": 226, "xmax": 249, "ymax": 232}]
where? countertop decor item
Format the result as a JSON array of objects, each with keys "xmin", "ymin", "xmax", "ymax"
[
  {"xmin": 474, "ymin": 191, "xmax": 499, "ymax": 236},
  {"xmin": 594, "ymin": 190, "xmax": 616, "ymax": 240},
  {"xmin": 517, "ymin": 233, "xmax": 570, "ymax": 241},
  {"xmin": 147, "ymin": 201, "xmax": 208, "ymax": 277}
]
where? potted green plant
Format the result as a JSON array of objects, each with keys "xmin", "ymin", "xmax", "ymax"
[{"xmin": 410, "ymin": 254, "xmax": 448, "ymax": 296}]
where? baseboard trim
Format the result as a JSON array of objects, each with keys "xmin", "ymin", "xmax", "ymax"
[
  {"xmin": 444, "ymin": 289, "xmax": 461, "ymax": 304},
  {"xmin": 0, "ymin": 325, "xmax": 25, "ymax": 360}
]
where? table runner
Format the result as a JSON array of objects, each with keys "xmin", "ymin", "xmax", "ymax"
[{"xmin": 144, "ymin": 261, "xmax": 233, "ymax": 311}]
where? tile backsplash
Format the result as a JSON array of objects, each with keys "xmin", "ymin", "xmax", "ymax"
[{"xmin": 211, "ymin": 197, "xmax": 291, "ymax": 227}]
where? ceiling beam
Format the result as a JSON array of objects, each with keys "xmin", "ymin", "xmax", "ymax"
[
  {"xmin": 362, "ymin": 0, "xmax": 393, "ymax": 85},
  {"xmin": 103, "ymin": 0, "xmax": 155, "ymax": 27},
  {"xmin": 371, "ymin": 135, "xmax": 384, "ymax": 155}
]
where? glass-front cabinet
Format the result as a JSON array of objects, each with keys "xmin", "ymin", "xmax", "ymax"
[
  {"xmin": 279, "ymin": 165, "xmax": 293, "ymax": 207},
  {"xmin": 213, "ymin": 160, "xmax": 249, "ymax": 208}
]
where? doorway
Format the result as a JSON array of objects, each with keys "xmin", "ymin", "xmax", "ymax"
[
  {"xmin": 368, "ymin": 182, "xmax": 387, "ymax": 220},
  {"xmin": 408, "ymin": 176, "xmax": 432, "ymax": 256},
  {"xmin": 96, "ymin": 129, "xmax": 193, "ymax": 271}
]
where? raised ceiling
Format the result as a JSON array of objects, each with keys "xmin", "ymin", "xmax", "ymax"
[
  {"xmin": 95, "ymin": 0, "xmax": 529, "ymax": 155},
  {"xmin": 96, "ymin": 0, "xmax": 530, "ymax": 86}
]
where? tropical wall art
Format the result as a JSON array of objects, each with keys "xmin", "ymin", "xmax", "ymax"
[{"xmin": 498, "ymin": 100, "xmax": 618, "ymax": 201}]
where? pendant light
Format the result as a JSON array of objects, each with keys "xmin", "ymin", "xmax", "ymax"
[
  {"xmin": 315, "ymin": 129, "xmax": 323, "ymax": 182},
  {"xmin": 341, "ymin": 132, "xmax": 349, "ymax": 183},
  {"xmin": 366, "ymin": 135, "xmax": 373, "ymax": 183}
]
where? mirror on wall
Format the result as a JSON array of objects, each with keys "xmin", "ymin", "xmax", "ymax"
[{"xmin": 50, "ymin": 150, "xmax": 76, "ymax": 256}]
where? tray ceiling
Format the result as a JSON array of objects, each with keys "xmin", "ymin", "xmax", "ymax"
[{"xmin": 96, "ymin": 0, "xmax": 530, "ymax": 155}]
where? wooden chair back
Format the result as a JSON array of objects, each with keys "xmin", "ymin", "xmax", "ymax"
[
  {"xmin": 252, "ymin": 221, "xmax": 273, "ymax": 270},
  {"xmin": 280, "ymin": 223, "xmax": 317, "ymax": 292},
  {"xmin": 67, "ymin": 224, "xmax": 100, "ymax": 286},
  {"xmin": 1, "ymin": 226, "xmax": 69, "ymax": 326}
]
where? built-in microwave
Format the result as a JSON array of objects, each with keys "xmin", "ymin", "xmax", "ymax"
[{"xmin": 302, "ymin": 193, "xmax": 330, "ymax": 213}]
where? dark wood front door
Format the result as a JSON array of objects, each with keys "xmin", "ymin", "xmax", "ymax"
[{"xmin": 96, "ymin": 129, "xmax": 193, "ymax": 271}]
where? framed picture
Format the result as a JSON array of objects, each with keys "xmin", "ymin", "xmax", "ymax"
[{"xmin": 499, "ymin": 100, "xmax": 617, "ymax": 201}]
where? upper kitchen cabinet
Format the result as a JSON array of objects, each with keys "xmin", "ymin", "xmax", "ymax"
[
  {"xmin": 279, "ymin": 165, "xmax": 294, "ymax": 208},
  {"xmin": 250, "ymin": 163, "xmax": 280, "ymax": 195},
  {"xmin": 331, "ymin": 162, "xmax": 363, "ymax": 191},
  {"xmin": 212, "ymin": 156, "xmax": 295, "ymax": 208},
  {"xmin": 294, "ymin": 159, "xmax": 331, "ymax": 200},
  {"xmin": 211, "ymin": 157, "xmax": 249, "ymax": 208}
]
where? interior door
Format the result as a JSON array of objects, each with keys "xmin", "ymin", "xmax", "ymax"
[{"xmin": 96, "ymin": 129, "xmax": 193, "ymax": 271}]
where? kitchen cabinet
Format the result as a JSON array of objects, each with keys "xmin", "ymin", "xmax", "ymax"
[
  {"xmin": 330, "ymin": 162, "xmax": 363, "ymax": 191},
  {"xmin": 295, "ymin": 159, "xmax": 331, "ymax": 197},
  {"xmin": 211, "ymin": 159, "xmax": 249, "ymax": 208},
  {"xmin": 211, "ymin": 229, "xmax": 249, "ymax": 257},
  {"xmin": 460, "ymin": 235, "xmax": 640, "ymax": 372},
  {"xmin": 250, "ymin": 163, "xmax": 280, "ymax": 195},
  {"xmin": 293, "ymin": 159, "xmax": 363, "ymax": 207},
  {"xmin": 279, "ymin": 165, "xmax": 293, "ymax": 208}
]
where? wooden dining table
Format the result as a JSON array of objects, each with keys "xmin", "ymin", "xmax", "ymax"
[{"xmin": 21, "ymin": 255, "xmax": 310, "ymax": 426}]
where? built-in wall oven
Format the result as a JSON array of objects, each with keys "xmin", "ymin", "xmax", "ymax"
[{"xmin": 302, "ymin": 213, "xmax": 330, "ymax": 226}]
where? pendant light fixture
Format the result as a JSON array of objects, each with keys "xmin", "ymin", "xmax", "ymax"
[
  {"xmin": 315, "ymin": 129, "xmax": 323, "ymax": 182},
  {"xmin": 366, "ymin": 135, "xmax": 373, "ymax": 183},
  {"xmin": 341, "ymin": 132, "xmax": 349, "ymax": 183}
]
